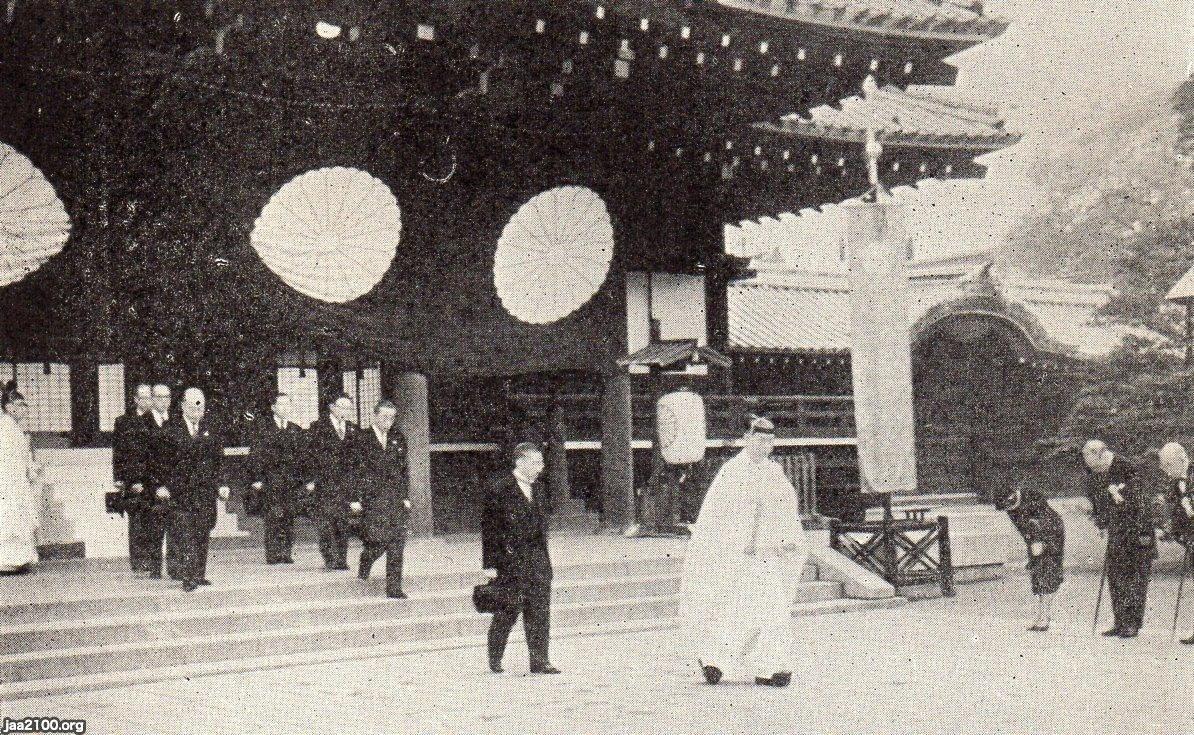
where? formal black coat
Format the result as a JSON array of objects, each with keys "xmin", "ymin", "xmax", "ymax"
[
  {"xmin": 112, "ymin": 412, "xmax": 150, "ymax": 509},
  {"xmin": 141, "ymin": 413, "xmax": 176, "ymax": 502},
  {"xmin": 306, "ymin": 416, "xmax": 357, "ymax": 515},
  {"xmin": 166, "ymin": 417, "xmax": 226, "ymax": 525},
  {"xmin": 349, "ymin": 427, "xmax": 409, "ymax": 542},
  {"xmin": 247, "ymin": 417, "xmax": 305, "ymax": 509},
  {"xmin": 481, "ymin": 474, "xmax": 553, "ymax": 586},
  {"xmin": 1007, "ymin": 488, "xmax": 1065, "ymax": 595},
  {"xmin": 1167, "ymin": 475, "xmax": 1194, "ymax": 545},
  {"xmin": 1086, "ymin": 455, "xmax": 1158, "ymax": 561}
]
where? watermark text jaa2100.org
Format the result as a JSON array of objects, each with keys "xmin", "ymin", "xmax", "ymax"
[{"xmin": 2, "ymin": 717, "xmax": 86, "ymax": 734}]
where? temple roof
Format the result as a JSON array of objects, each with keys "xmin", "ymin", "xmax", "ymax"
[
  {"xmin": 716, "ymin": 0, "xmax": 1008, "ymax": 43},
  {"xmin": 727, "ymin": 267, "xmax": 1129, "ymax": 358},
  {"xmin": 758, "ymin": 82, "xmax": 1019, "ymax": 151}
]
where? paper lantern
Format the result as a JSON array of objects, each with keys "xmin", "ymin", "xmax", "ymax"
[
  {"xmin": 657, "ymin": 390, "xmax": 706, "ymax": 465},
  {"xmin": 0, "ymin": 142, "xmax": 70, "ymax": 287},
  {"xmin": 250, "ymin": 167, "xmax": 400, "ymax": 303},
  {"xmin": 494, "ymin": 185, "xmax": 613, "ymax": 325}
]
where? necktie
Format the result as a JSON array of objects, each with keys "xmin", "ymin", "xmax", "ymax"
[
  {"xmin": 188, "ymin": 420, "xmax": 197, "ymax": 438},
  {"xmin": 335, "ymin": 421, "xmax": 344, "ymax": 441}
]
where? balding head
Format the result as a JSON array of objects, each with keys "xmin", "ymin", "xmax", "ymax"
[
  {"xmin": 182, "ymin": 387, "xmax": 205, "ymax": 423},
  {"xmin": 1082, "ymin": 440, "xmax": 1112, "ymax": 473},
  {"xmin": 1160, "ymin": 442, "xmax": 1189, "ymax": 479}
]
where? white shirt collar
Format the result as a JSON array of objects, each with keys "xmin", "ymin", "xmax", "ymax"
[{"xmin": 373, "ymin": 425, "xmax": 387, "ymax": 445}]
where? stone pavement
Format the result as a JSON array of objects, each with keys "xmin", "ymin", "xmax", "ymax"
[{"xmin": 2, "ymin": 568, "xmax": 1190, "ymax": 735}]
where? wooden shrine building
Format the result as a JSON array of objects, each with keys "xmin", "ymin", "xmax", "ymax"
[{"xmin": 0, "ymin": 0, "xmax": 1017, "ymax": 548}]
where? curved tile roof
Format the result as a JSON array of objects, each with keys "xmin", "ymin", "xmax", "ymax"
[
  {"xmin": 758, "ymin": 82, "xmax": 1020, "ymax": 150},
  {"xmin": 716, "ymin": 0, "xmax": 1008, "ymax": 44},
  {"xmin": 727, "ymin": 269, "xmax": 1129, "ymax": 358}
]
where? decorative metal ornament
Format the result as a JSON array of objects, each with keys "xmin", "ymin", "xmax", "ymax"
[
  {"xmin": 250, "ymin": 167, "xmax": 401, "ymax": 303},
  {"xmin": 494, "ymin": 185, "xmax": 613, "ymax": 325},
  {"xmin": 0, "ymin": 142, "xmax": 70, "ymax": 287}
]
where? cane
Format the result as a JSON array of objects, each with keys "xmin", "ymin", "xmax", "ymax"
[
  {"xmin": 1173, "ymin": 545, "xmax": 1191, "ymax": 640},
  {"xmin": 1093, "ymin": 549, "xmax": 1108, "ymax": 636}
]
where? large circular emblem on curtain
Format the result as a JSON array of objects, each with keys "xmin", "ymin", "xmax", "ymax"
[
  {"xmin": 0, "ymin": 142, "xmax": 70, "ymax": 287},
  {"xmin": 494, "ymin": 185, "xmax": 613, "ymax": 325},
  {"xmin": 250, "ymin": 166, "xmax": 401, "ymax": 303}
]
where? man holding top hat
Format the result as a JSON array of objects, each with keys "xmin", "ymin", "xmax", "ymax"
[
  {"xmin": 680, "ymin": 416, "xmax": 808, "ymax": 686},
  {"xmin": 1083, "ymin": 439, "xmax": 1157, "ymax": 639}
]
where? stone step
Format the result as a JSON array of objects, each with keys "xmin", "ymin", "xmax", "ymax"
[
  {"xmin": 0, "ymin": 595, "xmax": 904, "ymax": 702},
  {"xmin": 0, "ymin": 595, "xmax": 678, "ymax": 684},
  {"xmin": 0, "ymin": 556, "xmax": 687, "ymax": 627},
  {"xmin": 0, "ymin": 578, "xmax": 843, "ymax": 657}
]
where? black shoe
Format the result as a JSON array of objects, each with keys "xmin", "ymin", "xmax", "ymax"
[
  {"xmin": 1181, "ymin": 634, "xmax": 1194, "ymax": 645},
  {"xmin": 770, "ymin": 672, "xmax": 792, "ymax": 688},
  {"xmin": 701, "ymin": 665, "xmax": 723, "ymax": 685},
  {"xmin": 387, "ymin": 591, "xmax": 408, "ymax": 599},
  {"xmin": 489, "ymin": 660, "xmax": 504, "ymax": 674},
  {"xmin": 266, "ymin": 560, "xmax": 282, "ymax": 565},
  {"xmin": 198, "ymin": 579, "xmax": 212, "ymax": 586},
  {"xmin": 148, "ymin": 572, "xmax": 162, "ymax": 579},
  {"xmin": 358, "ymin": 571, "xmax": 369, "ymax": 580},
  {"xmin": 754, "ymin": 676, "xmax": 774, "ymax": 686},
  {"xmin": 181, "ymin": 581, "xmax": 198, "ymax": 592},
  {"xmin": 530, "ymin": 664, "xmax": 561, "ymax": 674},
  {"xmin": 331, "ymin": 564, "xmax": 350, "ymax": 571},
  {"xmin": 1118, "ymin": 628, "xmax": 1139, "ymax": 638},
  {"xmin": 1101, "ymin": 628, "xmax": 1122, "ymax": 637},
  {"xmin": 282, "ymin": 558, "xmax": 294, "ymax": 564}
]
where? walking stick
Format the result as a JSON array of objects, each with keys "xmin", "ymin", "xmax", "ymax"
[
  {"xmin": 1093, "ymin": 548, "xmax": 1108, "ymax": 636},
  {"xmin": 1172, "ymin": 545, "xmax": 1191, "ymax": 640}
]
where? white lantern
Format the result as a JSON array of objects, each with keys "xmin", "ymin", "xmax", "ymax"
[{"xmin": 657, "ymin": 390, "xmax": 706, "ymax": 465}]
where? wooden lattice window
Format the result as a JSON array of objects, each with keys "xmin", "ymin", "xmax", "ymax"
[{"xmin": 0, "ymin": 363, "xmax": 72, "ymax": 432}]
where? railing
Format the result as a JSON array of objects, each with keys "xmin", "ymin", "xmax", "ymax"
[
  {"xmin": 829, "ymin": 515, "xmax": 955, "ymax": 597},
  {"xmin": 508, "ymin": 393, "xmax": 854, "ymax": 441}
]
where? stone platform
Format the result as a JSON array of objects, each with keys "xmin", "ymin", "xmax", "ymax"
[{"xmin": 0, "ymin": 536, "xmax": 900, "ymax": 701}]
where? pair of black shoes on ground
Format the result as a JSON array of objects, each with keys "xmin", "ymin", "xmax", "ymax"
[
  {"xmin": 489, "ymin": 660, "xmax": 561, "ymax": 675},
  {"xmin": 1102, "ymin": 627, "xmax": 1139, "ymax": 639},
  {"xmin": 181, "ymin": 579, "xmax": 212, "ymax": 592},
  {"xmin": 1183, "ymin": 634, "xmax": 1194, "ymax": 645},
  {"xmin": 266, "ymin": 558, "xmax": 295, "ymax": 565},
  {"xmin": 701, "ymin": 664, "xmax": 790, "ymax": 688}
]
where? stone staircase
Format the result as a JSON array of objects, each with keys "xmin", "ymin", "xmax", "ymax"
[{"xmin": 0, "ymin": 545, "xmax": 903, "ymax": 701}]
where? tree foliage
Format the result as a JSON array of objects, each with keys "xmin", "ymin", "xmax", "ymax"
[{"xmin": 1021, "ymin": 77, "xmax": 1194, "ymax": 464}]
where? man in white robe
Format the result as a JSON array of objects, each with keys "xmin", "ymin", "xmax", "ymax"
[
  {"xmin": 0, "ymin": 386, "xmax": 42, "ymax": 573},
  {"xmin": 680, "ymin": 416, "xmax": 808, "ymax": 686}
]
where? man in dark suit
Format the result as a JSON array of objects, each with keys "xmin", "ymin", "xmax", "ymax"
[
  {"xmin": 113, "ymin": 384, "xmax": 153, "ymax": 572},
  {"xmin": 482, "ymin": 442, "xmax": 559, "ymax": 675},
  {"xmin": 1083, "ymin": 439, "xmax": 1158, "ymax": 638},
  {"xmin": 143, "ymin": 383, "xmax": 177, "ymax": 579},
  {"xmin": 350, "ymin": 399, "xmax": 410, "ymax": 598},
  {"xmin": 307, "ymin": 393, "xmax": 357, "ymax": 570},
  {"xmin": 248, "ymin": 392, "xmax": 304, "ymax": 565},
  {"xmin": 163, "ymin": 387, "xmax": 230, "ymax": 592}
]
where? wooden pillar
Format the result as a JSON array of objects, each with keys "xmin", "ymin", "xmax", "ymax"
[
  {"xmin": 600, "ymin": 366, "xmax": 634, "ymax": 530},
  {"xmin": 70, "ymin": 359, "xmax": 100, "ymax": 447},
  {"xmin": 397, "ymin": 372, "xmax": 433, "ymax": 537},
  {"xmin": 546, "ymin": 396, "xmax": 571, "ymax": 513}
]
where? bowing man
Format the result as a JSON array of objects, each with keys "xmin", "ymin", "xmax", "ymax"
[
  {"xmin": 248, "ymin": 392, "xmax": 304, "ymax": 565},
  {"xmin": 482, "ymin": 443, "xmax": 559, "ymax": 675},
  {"xmin": 350, "ymin": 399, "xmax": 411, "ymax": 599},
  {"xmin": 165, "ymin": 388, "xmax": 230, "ymax": 592},
  {"xmin": 307, "ymin": 393, "xmax": 358, "ymax": 571}
]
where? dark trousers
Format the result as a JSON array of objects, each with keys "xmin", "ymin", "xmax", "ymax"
[
  {"xmin": 138, "ymin": 505, "xmax": 170, "ymax": 576},
  {"xmin": 488, "ymin": 577, "xmax": 551, "ymax": 669},
  {"xmin": 127, "ymin": 507, "xmax": 151, "ymax": 571},
  {"xmin": 316, "ymin": 508, "xmax": 349, "ymax": 568},
  {"xmin": 359, "ymin": 530, "xmax": 405, "ymax": 595},
  {"xmin": 1107, "ymin": 547, "xmax": 1153, "ymax": 631},
  {"xmin": 263, "ymin": 503, "xmax": 295, "ymax": 563},
  {"xmin": 172, "ymin": 508, "xmax": 214, "ymax": 585}
]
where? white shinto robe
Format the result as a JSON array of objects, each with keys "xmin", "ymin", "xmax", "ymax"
[
  {"xmin": 0, "ymin": 412, "xmax": 40, "ymax": 571},
  {"xmin": 680, "ymin": 450, "xmax": 808, "ymax": 678}
]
